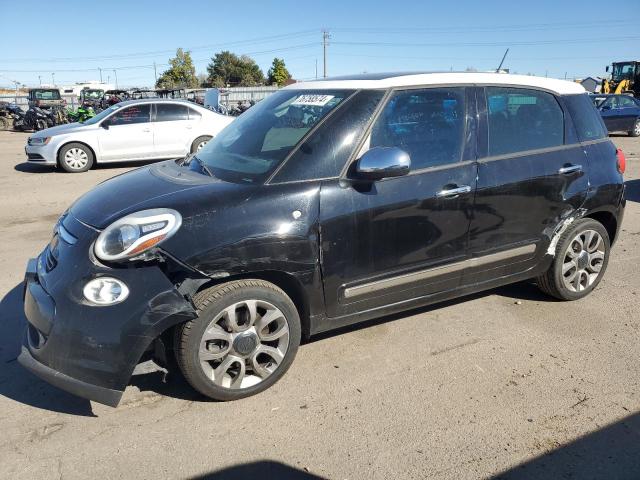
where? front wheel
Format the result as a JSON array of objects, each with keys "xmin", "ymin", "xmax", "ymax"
[
  {"xmin": 629, "ymin": 118, "xmax": 640, "ymax": 137},
  {"xmin": 190, "ymin": 135, "xmax": 212, "ymax": 154},
  {"xmin": 58, "ymin": 143, "xmax": 94, "ymax": 173},
  {"xmin": 175, "ymin": 280, "xmax": 301, "ymax": 401},
  {"xmin": 537, "ymin": 218, "xmax": 610, "ymax": 300}
]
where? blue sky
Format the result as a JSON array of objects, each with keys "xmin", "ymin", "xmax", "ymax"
[{"xmin": 0, "ymin": 0, "xmax": 638, "ymax": 88}]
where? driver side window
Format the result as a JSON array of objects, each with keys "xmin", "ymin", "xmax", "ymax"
[
  {"xmin": 107, "ymin": 105, "xmax": 151, "ymax": 126},
  {"xmin": 366, "ymin": 88, "xmax": 466, "ymax": 170}
]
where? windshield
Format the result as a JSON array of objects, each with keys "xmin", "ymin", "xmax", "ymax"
[
  {"xmin": 83, "ymin": 89, "xmax": 104, "ymax": 99},
  {"xmin": 194, "ymin": 89, "xmax": 353, "ymax": 183},
  {"xmin": 80, "ymin": 103, "xmax": 123, "ymax": 125},
  {"xmin": 611, "ymin": 63, "xmax": 635, "ymax": 81},
  {"xmin": 33, "ymin": 90, "xmax": 61, "ymax": 100}
]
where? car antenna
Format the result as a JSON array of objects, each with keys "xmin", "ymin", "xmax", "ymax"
[{"xmin": 496, "ymin": 48, "xmax": 509, "ymax": 73}]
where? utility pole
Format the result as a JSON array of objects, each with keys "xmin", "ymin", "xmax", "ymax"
[
  {"xmin": 322, "ymin": 30, "xmax": 330, "ymax": 78},
  {"xmin": 315, "ymin": 59, "xmax": 318, "ymax": 79},
  {"xmin": 153, "ymin": 62, "xmax": 158, "ymax": 85},
  {"xmin": 99, "ymin": 67, "xmax": 102, "ymax": 82},
  {"xmin": 51, "ymin": 72, "xmax": 55, "ymax": 86},
  {"xmin": 38, "ymin": 75, "xmax": 42, "ymax": 86},
  {"xmin": 113, "ymin": 69, "xmax": 118, "ymax": 89}
]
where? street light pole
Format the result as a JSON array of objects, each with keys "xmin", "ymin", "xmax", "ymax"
[
  {"xmin": 99, "ymin": 67, "xmax": 102, "ymax": 83},
  {"xmin": 113, "ymin": 69, "xmax": 118, "ymax": 89},
  {"xmin": 322, "ymin": 30, "xmax": 330, "ymax": 78},
  {"xmin": 38, "ymin": 75, "xmax": 42, "ymax": 86},
  {"xmin": 51, "ymin": 72, "xmax": 55, "ymax": 86}
]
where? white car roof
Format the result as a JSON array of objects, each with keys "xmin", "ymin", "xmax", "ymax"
[{"xmin": 285, "ymin": 72, "xmax": 586, "ymax": 95}]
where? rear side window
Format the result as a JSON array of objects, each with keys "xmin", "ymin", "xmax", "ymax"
[
  {"xmin": 368, "ymin": 88, "xmax": 466, "ymax": 169},
  {"xmin": 155, "ymin": 103, "xmax": 189, "ymax": 122},
  {"xmin": 272, "ymin": 90, "xmax": 384, "ymax": 182},
  {"xmin": 188, "ymin": 108, "xmax": 202, "ymax": 120},
  {"xmin": 486, "ymin": 87, "xmax": 564, "ymax": 156},
  {"xmin": 564, "ymin": 94, "xmax": 607, "ymax": 142}
]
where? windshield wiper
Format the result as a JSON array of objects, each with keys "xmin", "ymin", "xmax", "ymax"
[{"xmin": 189, "ymin": 155, "xmax": 214, "ymax": 177}]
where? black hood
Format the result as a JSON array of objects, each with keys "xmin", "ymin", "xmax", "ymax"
[{"xmin": 70, "ymin": 160, "xmax": 254, "ymax": 229}]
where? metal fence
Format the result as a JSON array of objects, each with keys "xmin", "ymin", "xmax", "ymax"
[{"xmin": 0, "ymin": 94, "xmax": 79, "ymax": 111}]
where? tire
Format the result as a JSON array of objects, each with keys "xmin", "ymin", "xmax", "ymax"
[
  {"xmin": 190, "ymin": 135, "xmax": 212, "ymax": 154},
  {"xmin": 175, "ymin": 279, "xmax": 301, "ymax": 401},
  {"xmin": 537, "ymin": 218, "xmax": 610, "ymax": 301},
  {"xmin": 58, "ymin": 143, "xmax": 94, "ymax": 173},
  {"xmin": 629, "ymin": 118, "xmax": 640, "ymax": 137},
  {"xmin": 0, "ymin": 117, "xmax": 9, "ymax": 130}
]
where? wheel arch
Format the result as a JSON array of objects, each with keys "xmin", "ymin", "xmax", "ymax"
[
  {"xmin": 56, "ymin": 140, "xmax": 98, "ymax": 167},
  {"xmin": 584, "ymin": 209, "xmax": 618, "ymax": 245}
]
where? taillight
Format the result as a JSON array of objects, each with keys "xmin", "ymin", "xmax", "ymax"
[{"xmin": 616, "ymin": 148, "xmax": 626, "ymax": 174}]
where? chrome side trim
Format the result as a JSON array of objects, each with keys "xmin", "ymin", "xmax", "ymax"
[{"xmin": 343, "ymin": 243, "xmax": 536, "ymax": 299}]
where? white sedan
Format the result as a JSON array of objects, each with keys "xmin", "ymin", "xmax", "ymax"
[{"xmin": 25, "ymin": 99, "xmax": 234, "ymax": 172}]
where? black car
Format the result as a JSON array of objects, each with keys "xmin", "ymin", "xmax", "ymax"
[
  {"xmin": 19, "ymin": 73, "xmax": 626, "ymax": 407},
  {"xmin": 590, "ymin": 93, "xmax": 640, "ymax": 136}
]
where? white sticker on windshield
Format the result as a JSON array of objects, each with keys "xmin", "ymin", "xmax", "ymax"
[{"xmin": 291, "ymin": 94, "xmax": 335, "ymax": 107}]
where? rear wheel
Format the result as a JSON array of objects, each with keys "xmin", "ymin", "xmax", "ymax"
[
  {"xmin": 175, "ymin": 280, "xmax": 301, "ymax": 401},
  {"xmin": 537, "ymin": 218, "xmax": 610, "ymax": 300},
  {"xmin": 58, "ymin": 143, "xmax": 94, "ymax": 173},
  {"xmin": 190, "ymin": 135, "xmax": 212, "ymax": 153},
  {"xmin": 629, "ymin": 118, "xmax": 640, "ymax": 137}
]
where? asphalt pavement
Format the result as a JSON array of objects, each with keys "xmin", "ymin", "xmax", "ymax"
[{"xmin": 0, "ymin": 130, "xmax": 639, "ymax": 479}]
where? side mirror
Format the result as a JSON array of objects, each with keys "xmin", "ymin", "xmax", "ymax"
[
  {"xmin": 100, "ymin": 121, "xmax": 109, "ymax": 129},
  {"xmin": 601, "ymin": 105, "xmax": 611, "ymax": 111},
  {"xmin": 605, "ymin": 66, "xmax": 610, "ymax": 73},
  {"xmin": 355, "ymin": 147, "xmax": 410, "ymax": 181}
]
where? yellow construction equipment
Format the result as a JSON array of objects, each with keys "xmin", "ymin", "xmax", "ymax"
[{"xmin": 603, "ymin": 61, "xmax": 639, "ymax": 97}]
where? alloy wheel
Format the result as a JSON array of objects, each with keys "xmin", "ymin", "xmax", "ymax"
[
  {"xmin": 64, "ymin": 147, "xmax": 89, "ymax": 170},
  {"xmin": 561, "ymin": 229, "xmax": 605, "ymax": 292},
  {"xmin": 198, "ymin": 300, "xmax": 290, "ymax": 389},
  {"xmin": 635, "ymin": 120, "xmax": 640, "ymax": 136},
  {"xmin": 197, "ymin": 140, "xmax": 208, "ymax": 151}
]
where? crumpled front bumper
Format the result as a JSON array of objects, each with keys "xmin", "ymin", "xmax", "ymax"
[{"xmin": 18, "ymin": 214, "xmax": 197, "ymax": 407}]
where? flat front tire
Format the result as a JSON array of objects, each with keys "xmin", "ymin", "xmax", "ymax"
[
  {"xmin": 537, "ymin": 218, "xmax": 610, "ymax": 301},
  {"xmin": 175, "ymin": 279, "xmax": 301, "ymax": 401},
  {"xmin": 58, "ymin": 143, "xmax": 94, "ymax": 173}
]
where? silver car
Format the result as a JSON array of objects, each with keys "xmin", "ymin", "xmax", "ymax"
[{"xmin": 25, "ymin": 99, "xmax": 234, "ymax": 172}]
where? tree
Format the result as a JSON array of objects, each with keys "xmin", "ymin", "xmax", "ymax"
[
  {"xmin": 155, "ymin": 48, "xmax": 199, "ymax": 89},
  {"xmin": 206, "ymin": 51, "xmax": 265, "ymax": 87},
  {"xmin": 267, "ymin": 58, "xmax": 291, "ymax": 86}
]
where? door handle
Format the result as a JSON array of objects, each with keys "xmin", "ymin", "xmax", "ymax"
[
  {"xmin": 186, "ymin": 125, "xmax": 193, "ymax": 129},
  {"xmin": 436, "ymin": 185, "xmax": 471, "ymax": 198},
  {"xmin": 558, "ymin": 164, "xmax": 582, "ymax": 175},
  {"xmin": 142, "ymin": 128, "xmax": 151, "ymax": 132}
]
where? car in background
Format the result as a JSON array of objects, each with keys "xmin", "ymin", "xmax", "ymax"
[
  {"xmin": 27, "ymin": 88, "xmax": 65, "ymax": 109},
  {"xmin": 590, "ymin": 93, "xmax": 640, "ymax": 137},
  {"xmin": 25, "ymin": 99, "xmax": 234, "ymax": 172}
]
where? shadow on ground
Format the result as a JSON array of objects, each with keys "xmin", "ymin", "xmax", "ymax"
[
  {"xmin": 0, "ymin": 279, "xmax": 553, "ymax": 414},
  {"xmin": 14, "ymin": 158, "xmax": 162, "ymax": 174},
  {"xmin": 625, "ymin": 179, "xmax": 640, "ymax": 203},
  {"xmin": 188, "ymin": 461, "xmax": 325, "ymax": 480},
  {"xmin": 0, "ymin": 284, "xmax": 95, "ymax": 416},
  {"xmin": 492, "ymin": 412, "xmax": 640, "ymax": 479}
]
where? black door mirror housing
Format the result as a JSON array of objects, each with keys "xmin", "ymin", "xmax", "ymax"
[
  {"xmin": 601, "ymin": 104, "xmax": 611, "ymax": 111},
  {"xmin": 101, "ymin": 121, "xmax": 109, "ymax": 129},
  {"xmin": 355, "ymin": 147, "xmax": 410, "ymax": 181}
]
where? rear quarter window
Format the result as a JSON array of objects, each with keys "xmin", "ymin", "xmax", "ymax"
[{"xmin": 564, "ymin": 94, "xmax": 608, "ymax": 142}]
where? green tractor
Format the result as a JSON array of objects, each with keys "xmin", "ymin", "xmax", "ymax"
[{"xmin": 603, "ymin": 61, "xmax": 640, "ymax": 98}]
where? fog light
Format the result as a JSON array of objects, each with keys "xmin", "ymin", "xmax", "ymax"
[{"xmin": 83, "ymin": 277, "xmax": 129, "ymax": 306}]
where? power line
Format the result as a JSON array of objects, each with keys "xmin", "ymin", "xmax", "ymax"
[
  {"xmin": 2, "ymin": 30, "xmax": 319, "ymax": 63},
  {"xmin": 331, "ymin": 35, "xmax": 640, "ymax": 48}
]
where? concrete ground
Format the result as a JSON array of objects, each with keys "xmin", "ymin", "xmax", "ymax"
[{"xmin": 0, "ymin": 130, "xmax": 639, "ymax": 480}]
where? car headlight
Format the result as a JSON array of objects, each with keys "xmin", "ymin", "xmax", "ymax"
[
  {"xmin": 94, "ymin": 208, "xmax": 182, "ymax": 261},
  {"xmin": 29, "ymin": 137, "xmax": 51, "ymax": 146}
]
